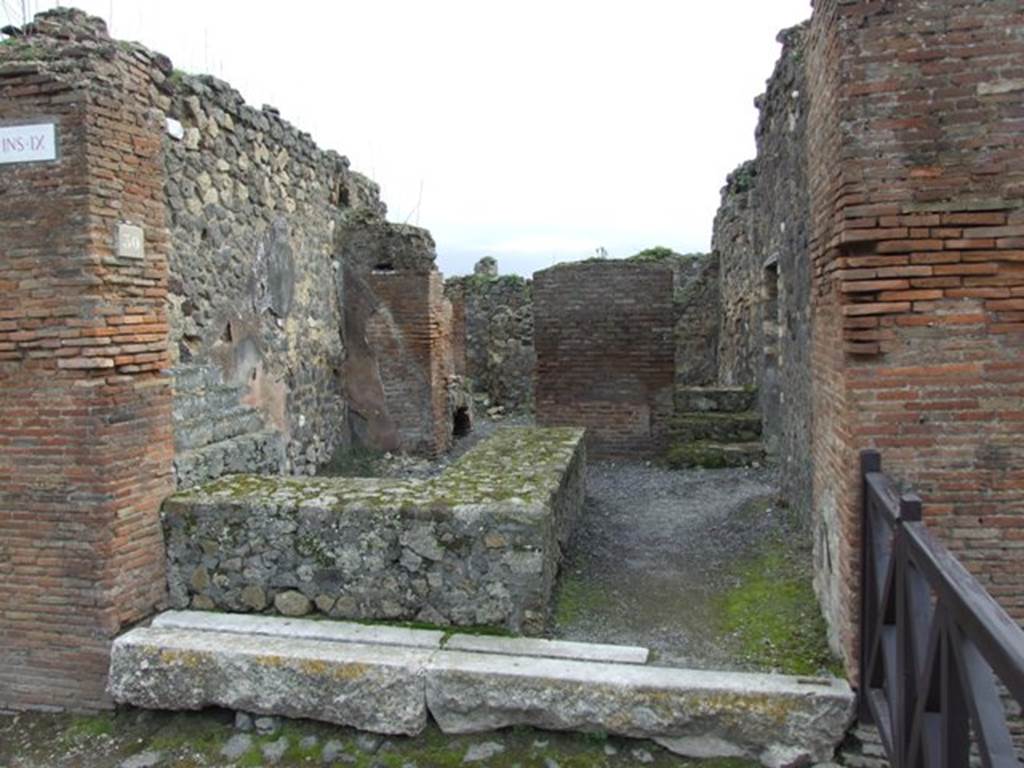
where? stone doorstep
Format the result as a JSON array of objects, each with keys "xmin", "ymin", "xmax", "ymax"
[
  {"xmin": 150, "ymin": 610, "xmax": 649, "ymax": 664},
  {"xmin": 108, "ymin": 621, "xmax": 855, "ymax": 767}
]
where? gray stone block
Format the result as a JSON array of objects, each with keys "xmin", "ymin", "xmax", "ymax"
[
  {"xmin": 151, "ymin": 610, "xmax": 445, "ymax": 649},
  {"xmin": 424, "ymin": 651, "xmax": 854, "ymax": 764},
  {"xmin": 108, "ymin": 627, "xmax": 431, "ymax": 735}
]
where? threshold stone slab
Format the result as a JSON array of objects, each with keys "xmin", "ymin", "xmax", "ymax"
[
  {"xmin": 444, "ymin": 633, "xmax": 649, "ymax": 664},
  {"xmin": 108, "ymin": 627, "xmax": 430, "ymax": 735},
  {"xmin": 151, "ymin": 610, "xmax": 444, "ymax": 649},
  {"xmin": 425, "ymin": 651, "xmax": 854, "ymax": 765}
]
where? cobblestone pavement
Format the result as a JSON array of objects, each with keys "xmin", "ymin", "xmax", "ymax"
[{"xmin": 0, "ymin": 709, "xmax": 758, "ymax": 767}]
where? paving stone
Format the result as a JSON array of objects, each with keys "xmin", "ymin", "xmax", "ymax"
[
  {"xmin": 355, "ymin": 733, "xmax": 382, "ymax": 753},
  {"xmin": 220, "ymin": 733, "xmax": 253, "ymax": 760},
  {"xmin": 321, "ymin": 739, "xmax": 347, "ymax": 763},
  {"xmin": 119, "ymin": 751, "xmax": 163, "ymax": 768},
  {"xmin": 262, "ymin": 735, "xmax": 289, "ymax": 764},
  {"xmin": 234, "ymin": 711, "xmax": 253, "ymax": 731},
  {"xmin": 463, "ymin": 741, "xmax": 505, "ymax": 762},
  {"xmin": 254, "ymin": 716, "xmax": 280, "ymax": 735}
]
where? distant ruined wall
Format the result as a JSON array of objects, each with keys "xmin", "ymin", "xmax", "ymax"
[
  {"xmin": 534, "ymin": 261, "xmax": 675, "ymax": 457},
  {"xmin": 713, "ymin": 163, "xmax": 760, "ymax": 390},
  {"xmin": 445, "ymin": 267, "xmax": 534, "ymax": 410},
  {"xmin": 673, "ymin": 253, "xmax": 721, "ymax": 387}
]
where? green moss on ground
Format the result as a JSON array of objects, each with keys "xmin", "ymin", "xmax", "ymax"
[
  {"xmin": 715, "ymin": 543, "xmax": 842, "ymax": 677},
  {"xmin": 318, "ymin": 444, "xmax": 386, "ymax": 478},
  {"xmin": 554, "ymin": 564, "xmax": 611, "ymax": 626},
  {"xmin": 665, "ymin": 442, "xmax": 731, "ymax": 469},
  {"xmin": 63, "ymin": 713, "xmax": 115, "ymax": 741},
  {"xmin": 8, "ymin": 709, "xmax": 762, "ymax": 767}
]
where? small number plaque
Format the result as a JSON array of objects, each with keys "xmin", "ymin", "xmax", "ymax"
[{"xmin": 116, "ymin": 223, "xmax": 145, "ymax": 260}]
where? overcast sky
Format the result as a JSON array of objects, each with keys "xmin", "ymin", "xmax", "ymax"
[{"xmin": 3, "ymin": 1, "xmax": 811, "ymax": 276}]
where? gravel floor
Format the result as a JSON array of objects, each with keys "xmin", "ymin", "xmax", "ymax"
[
  {"xmin": 552, "ymin": 459, "xmax": 796, "ymax": 671},
  {"xmin": 326, "ymin": 414, "xmax": 817, "ymax": 674}
]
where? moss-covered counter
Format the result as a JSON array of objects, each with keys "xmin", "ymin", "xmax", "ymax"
[{"xmin": 162, "ymin": 427, "xmax": 585, "ymax": 634}]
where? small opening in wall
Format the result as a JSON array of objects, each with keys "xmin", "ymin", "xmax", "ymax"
[
  {"xmin": 452, "ymin": 406, "xmax": 472, "ymax": 438},
  {"xmin": 374, "ymin": 262, "xmax": 395, "ymax": 272},
  {"xmin": 335, "ymin": 181, "xmax": 350, "ymax": 208}
]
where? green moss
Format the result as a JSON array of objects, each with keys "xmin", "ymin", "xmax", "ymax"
[
  {"xmin": 148, "ymin": 713, "xmax": 226, "ymax": 758},
  {"xmin": 628, "ymin": 246, "xmax": 677, "ymax": 262},
  {"xmin": 554, "ymin": 566, "xmax": 611, "ymax": 625},
  {"xmin": 665, "ymin": 442, "xmax": 731, "ymax": 469},
  {"xmin": 169, "ymin": 427, "xmax": 585, "ymax": 515},
  {"xmin": 64, "ymin": 713, "xmax": 115, "ymax": 741},
  {"xmin": 235, "ymin": 746, "xmax": 264, "ymax": 767},
  {"xmin": 714, "ymin": 544, "xmax": 842, "ymax": 676}
]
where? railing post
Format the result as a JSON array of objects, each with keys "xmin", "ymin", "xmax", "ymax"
[
  {"xmin": 898, "ymin": 493, "xmax": 921, "ymax": 523},
  {"xmin": 859, "ymin": 450, "xmax": 882, "ymax": 723},
  {"xmin": 893, "ymin": 494, "xmax": 923, "ymax": 767}
]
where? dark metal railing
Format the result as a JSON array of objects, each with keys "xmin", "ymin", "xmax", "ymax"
[{"xmin": 860, "ymin": 450, "xmax": 1024, "ymax": 768}]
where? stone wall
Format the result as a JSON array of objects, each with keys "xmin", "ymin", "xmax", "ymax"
[
  {"xmin": 671, "ymin": 252, "xmax": 720, "ymax": 387},
  {"xmin": 713, "ymin": 162, "xmax": 761, "ymax": 391},
  {"xmin": 445, "ymin": 265, "xmax": 534, "ymax": 411},
  {"xmin": 0, "ymin": 10, "xmax": 173, "ymax": 709},
  {"xmin": 712, "ymin": 25, "xmax": 811, "ymax": 493},
  {"xmin": 534, "ymin": 261, "xmax": 675, "ymax": 457},
  {"xmin": 162, "ymin": 69, "xmax": 382, "ymax": 477},
  {"xmin": 162, "ymin": 427, "xmax": 585, "ymax": 635}
]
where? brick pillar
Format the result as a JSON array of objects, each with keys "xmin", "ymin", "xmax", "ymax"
[
  {"xmin": 0, "ymin": 16, "xmax": 173, "ymax": 710},
  {"xmin": 806, "ymin": 0, "xmax": 1024, "ymax": 674}
]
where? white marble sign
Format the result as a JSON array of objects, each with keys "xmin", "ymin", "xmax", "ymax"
[
  {"xmin": 117, "ymin": 223, "xmax": 145, "ymax": 260},
  {"xmin": 0, "ymin": 123, "xmax": 57, "ymax": 164}
]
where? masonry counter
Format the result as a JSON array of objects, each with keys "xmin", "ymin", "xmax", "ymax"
[{"xmin": 161, "ymin": 427, "xmax": 585, "ymax": 634}]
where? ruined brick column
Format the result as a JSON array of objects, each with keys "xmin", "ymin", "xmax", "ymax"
[
  {"xmin": 0, "ymin": 11, "xmax": 173, "ymax": 710},
  {"xmin": 806, "ymin": 0, "xmax": 1024, "ymax": 672}
]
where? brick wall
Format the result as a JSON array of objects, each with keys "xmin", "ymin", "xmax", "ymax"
[
  {"xmin": 534, "ymin": 261, "xmax": 675, "ymax": 457},
  {"xmin": 338, "ymin": 213, "xmax": 456, "ymax": 457},
  {"xmin": 366, "ymin": 270, "xmax": 454, "ymax": 456},
  {"xmin": 0, "ymin": 11, "xmax": 173, "ymax": 709},
  {"xmin": 805, "ymin": 0, "xmax": 1024, "ymax": 669}
]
